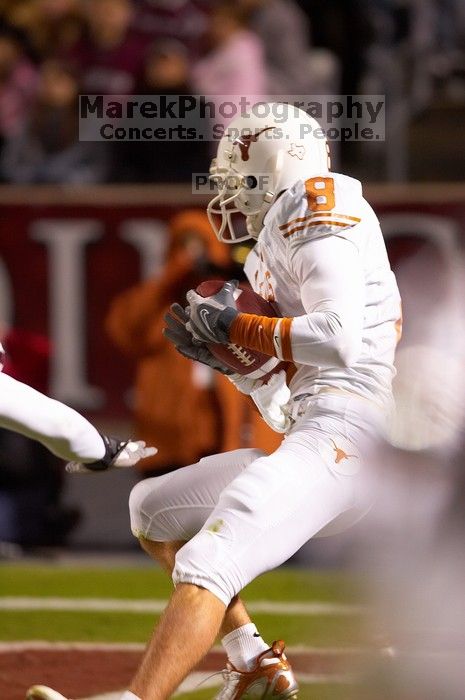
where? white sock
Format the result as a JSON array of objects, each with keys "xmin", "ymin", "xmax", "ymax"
[
  {"xmin": 120, "ymin": 692, "xmax": 141, "ymax": 700},
  {"xmin": 222, "ymin": 623, "xmax": 270, "ymax": 671}
]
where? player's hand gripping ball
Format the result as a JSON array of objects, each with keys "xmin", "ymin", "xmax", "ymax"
[{"xmin": 194, "ymin": 280, "xmax": 286, "ymax": 380}]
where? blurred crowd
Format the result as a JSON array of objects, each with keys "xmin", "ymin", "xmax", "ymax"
[
  {"xmin": 0, "ymin": 0, "xmax": 463, "ymax": 185},
  {"xmin": 0, "ymin": 0, "xmax": 321, "ymax": 184}
]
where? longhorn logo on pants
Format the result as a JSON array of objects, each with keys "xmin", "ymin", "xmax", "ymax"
[{"xmin": 330, "ymin": 439, "xmax": 358, "ymax": 464}]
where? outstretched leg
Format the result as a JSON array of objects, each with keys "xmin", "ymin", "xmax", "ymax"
[
  {"xmin": 139, "ymin": 538, "xmax": 260, "ymax": 654},
  {"xmin": 132, "ymin": 539, "xmax": 279, "ymax": 700},
  {"xmin": 130, "ymin": 582, "xmax": 226, "ymax": 699}
]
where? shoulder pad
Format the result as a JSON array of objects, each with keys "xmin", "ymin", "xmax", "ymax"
[{"xmin": 276, "ymin": 173, "xmax": 364, "ymax": 246}]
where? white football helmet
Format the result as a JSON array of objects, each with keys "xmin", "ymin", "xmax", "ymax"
[{"xmin": 207, "ymin": 103, "xmax": 331, "ymax": 243}]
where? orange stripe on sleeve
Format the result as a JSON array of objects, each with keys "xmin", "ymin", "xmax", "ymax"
[
  {"xmin": 229, "ymin": 313, "xmax": 280, "ymax": 358},
  {"xmin": 280, "ymin": 213, "xmax": 361, "ymax": 232},
  {"xmin": 279, "ymin": 215, "xmax": 310, "ymax": 231},
  {"xmin": 280, "ymin": 317, "xmax": 294, "ymax": 361},
  {"xmin": 283, "ymin": 220, "xmax": 357, "ymax": 238}
]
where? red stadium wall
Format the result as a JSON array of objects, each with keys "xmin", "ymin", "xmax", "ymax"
[{"xmin": 1, "ymin": 184, "xmax": 464, "ymax": 423}]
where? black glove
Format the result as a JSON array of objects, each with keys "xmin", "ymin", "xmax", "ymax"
[
  {"xmin": 185, "ymin": 280, "xmax": 239, "ymax": 344},
  {"xmin": 163, "ymin": 304, "xmax": 233, "ymax": 375}
]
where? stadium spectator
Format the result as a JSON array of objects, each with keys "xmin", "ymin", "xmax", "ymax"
[
  {"xmin": 0, "ymin": 0, "xmax": 84, "ymax": 58},
  {"xmin": 132, "ymin": 0, "xmax": 210, "ymax": 59},
  {"xmin": 1, "ymin": 59, "xmax": 108, "ymax": 183},
  {"xmin": 0, "ymin": 0, "xmax": 37, "ymax": 33},
  {"xmin": 0, "ymin": 24, "xmax": 38, "ymax": 161},
  {"xmin": 111, "ymin": 39, "xmax": 210, "ymax": 183},
  {"xmin": 304, "ymin": 0, "xmax": 373, "ymax": 95},
  {"xmin": 192, "ymin": 3, "xmax": 267, "ymax": 121},
  {"xmin": 66, "ymin": 0, "xmax": 149, "ymax": 95},
  {"xmin": 404, "ymin": 0, "xmax": 465, "ymax": 107},
  {"xmin": 238, "ymin": 0, "xmax": 338, "ymax": 96},
  {"xmin": 105, "ymin": 209, "xmax": 283, "ymax": 477}
]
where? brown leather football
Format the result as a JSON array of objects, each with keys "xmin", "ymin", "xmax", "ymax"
[{"xmin": 196, "ymin": 280, "xmax": 285, "ymax": 379}]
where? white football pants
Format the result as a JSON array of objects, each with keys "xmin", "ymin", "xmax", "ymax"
[{"xmin": 129, "ymin": 393, "xmax": 380, "ymax": 605}]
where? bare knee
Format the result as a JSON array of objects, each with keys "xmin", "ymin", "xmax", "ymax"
[
  {"xmin": 173, "ymin": 581, "xmax": 227, "ymax": 611},
  {"xmin": 173, "ymin": 534, "xmax": 240, "ymax": 607},
  {"xmin": 139, "ymin": 537, "xmax": 185, "ymax": 573}
]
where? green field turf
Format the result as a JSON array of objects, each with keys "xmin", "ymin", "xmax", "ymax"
[
  {"xmin": 0, "ymin": 564, "xmax": 367, "ymax": 644},
  {"xmin": 176, "ymin": 683, "xmax": 354, "ymax": 700},
  {"xmin": 0, "ymin": 565, "xmax": 363, "ymax": 602},
  {"xmin": 0, "ymin": 564, "xmax": 368, "ymax": 698},
  {"xmin": 0, "ymin": 609, "xmax": 365, "ymax": 646}
]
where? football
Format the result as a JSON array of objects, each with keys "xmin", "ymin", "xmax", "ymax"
[{"xmin": 196, "ymin": 280, "xmax": 286, "ymax": 379}]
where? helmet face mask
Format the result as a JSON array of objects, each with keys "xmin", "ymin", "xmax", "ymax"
[
  {"xmin": 207, "ymin": 162, "xmax": 265, "ymax": 243},
  {"xmin": 207, "ymin": 103, "xmax": 331, "ymax": 244}
]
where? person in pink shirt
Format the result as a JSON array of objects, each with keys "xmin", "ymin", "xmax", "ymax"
[{"xmin": 192, "ymin": 3, "xmax": 268, "ymax": 123}]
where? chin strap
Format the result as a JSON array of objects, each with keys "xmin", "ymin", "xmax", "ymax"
[{"xmin": 246, "ymin": 191, "xmax": 276, "ymax": 238}]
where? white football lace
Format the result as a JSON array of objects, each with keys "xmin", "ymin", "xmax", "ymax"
[{"xmin": 227, "ymin": 344, "xmax": 255, "ymax": 367}]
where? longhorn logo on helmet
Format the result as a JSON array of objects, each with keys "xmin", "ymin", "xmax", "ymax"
[{"xmin": 231, "ymin": 127, "xmax": 276, "ymax": 162}]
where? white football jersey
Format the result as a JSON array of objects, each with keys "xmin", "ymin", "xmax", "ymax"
[{"xmin": 244, "ymin": 172, "xmax": 402, "ymax": 410}]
